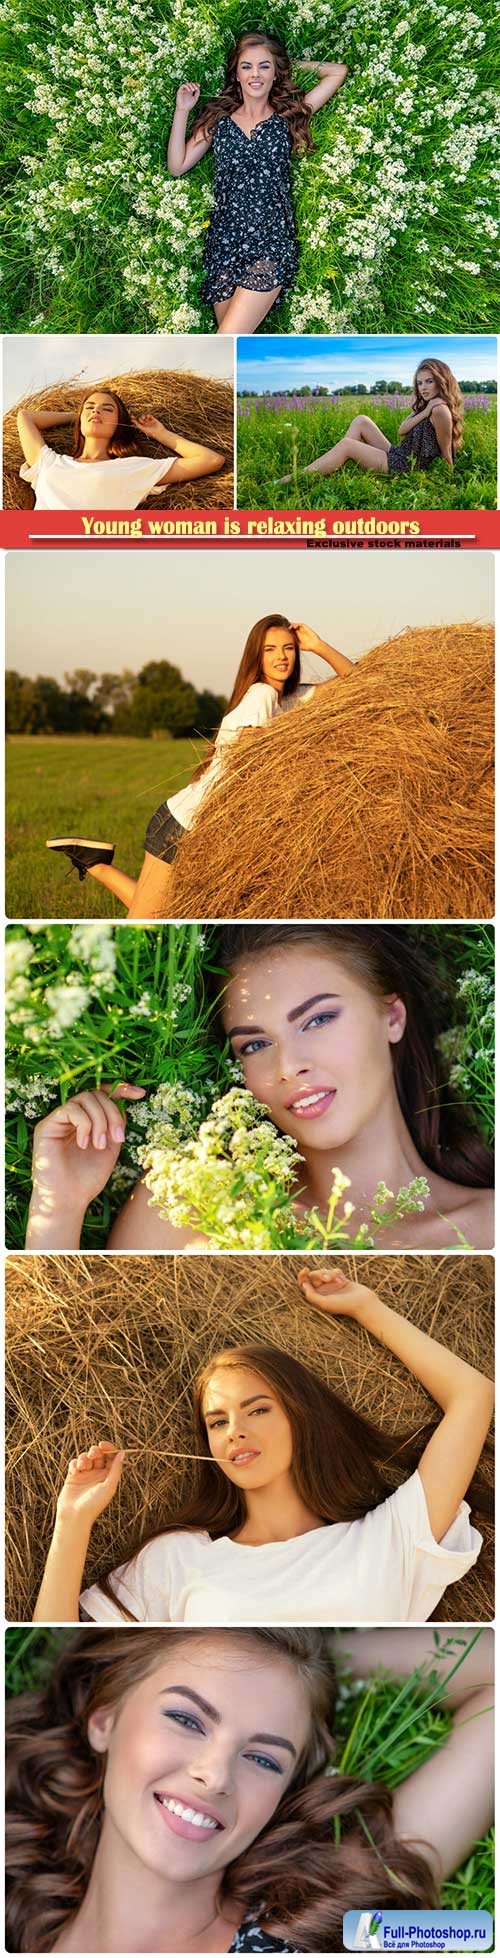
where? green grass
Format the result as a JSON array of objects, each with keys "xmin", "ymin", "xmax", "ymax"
[
  {"xmin": 5, "ymin": 736, "xmax": 199, "ymax": 919},
  {"xmin": 1, "ymin": 0, "xmax": 499, "ymax": 335},
  {"xmin": 4, "ymin": 1627, "xmax": 493, "ymax": 1913},
  {"xmin": 237, "ymin": 397, "xmax": 498, "ymax": 510}
]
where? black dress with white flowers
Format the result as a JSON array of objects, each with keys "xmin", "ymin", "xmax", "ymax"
[
  {"xmin": 201, "ymin": 112, "xmax": 297, "ymax": 304},
  {"xmin": 230, "ymin": 1921, "xmax": 298, "ymax": 1952},
  {"xmin": 387, "ymin": 415, "xmax": 453, "ymax": 475}
]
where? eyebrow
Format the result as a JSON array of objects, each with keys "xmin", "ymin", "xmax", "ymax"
[
  {"xmin": 205, "ymin": 1393, "xmax": 273, "ymax": 1418},
  {"xmin": 160, "ymin": 1688, "xmax": 297, "ymax": 1757},
  {"xmin": 227, "ymin": 992, "xmax": 340, "ymax": 1040}
]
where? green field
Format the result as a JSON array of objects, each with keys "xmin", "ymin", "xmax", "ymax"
[
  {"xmin": 6, "ymin": 737, "xmax": 198, "ymax": 918},
  {"xmin": 237, "ymin": 396, "xmax": 498, "ymax": 511}
]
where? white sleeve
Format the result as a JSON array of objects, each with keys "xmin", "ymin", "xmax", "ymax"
[
  {"xmin": 215, "ymin": 683, "xmax": 278, "ymax": 751},
  {"xmin": 135, "ymin": 454, "xmax": 176, "ymax": 498},
  {"xmin": 19, "ymin": 443, "xmax": 55, "ymax": 485},
  {"xmin": 80, "ymin": 1537, "xmax": 172, "ymax": 1624},
  {"xmin": 382, "ymin": 1470, "xmax": 482, "ymax": 1621}
]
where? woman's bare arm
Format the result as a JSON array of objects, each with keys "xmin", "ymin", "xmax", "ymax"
[
  {"xmin": 335, "ymin": 1628, "xmax": 494, "ymax": 1884},
  {"xmin": 297, "ymin": 60, "xmax": 348, "ymax": 111},
  {"xmin": 167, "ymin": 82, "xmax": 212, "ymax": 175},
  {"xmin": 16, "ymin": 407, "xmax": 73, "ymax": 466},
  {"xmin": 108, "ymin": 1174, "xmax": 210, "ymax": 1250}
]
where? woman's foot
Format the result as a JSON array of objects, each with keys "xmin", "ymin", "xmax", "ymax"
[{"xmin": 46, "ymin": 838, "xmax": 116, "ymax": 882}]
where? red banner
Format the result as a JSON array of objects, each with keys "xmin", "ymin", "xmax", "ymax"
[{"xmin": 1, "ymin": 507, "xmax": 499, "ymax": 548}]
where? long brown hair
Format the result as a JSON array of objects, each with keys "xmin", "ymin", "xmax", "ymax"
[
  {"xmin": 193, "ymin": 31, "xmax": 314, "ymax": 154},
  {"xmin": 191, "ymin": 614, "xmax": 301, "ymax": 784},
  {"xmin": 98, "ymin": 1338, "xmax": 491, "ymax": 1620},
  {"xmin": 6, "ymin": 1626, "xmax": 438, "ymax": 1952},
  {"xmin": 72, "ymin": 388, "xmax": 141, "ymax": 460},
  {"xmin": 412, "ymin": 360, "xmax": 464, "ymax": 452},
  {"xmin": 218, "ymin": 923, "xmax": 493, "ymax": 1189}
]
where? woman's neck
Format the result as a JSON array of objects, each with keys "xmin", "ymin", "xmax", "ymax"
[
  {"xmin": 236, "ymin": 99, "xmax": 273, "ymax": 130},
  {"xmin": 80, "ymin": 437, "xmax": 111, "ymax": 464},
  {"xmin": 296, "ymin": 1088, "xmax": 427, "ymax": 1217},
  {"xmin": 233, "ymin": 1469, "xmax": 322, "ymax": 1545},
  {"xmin": 54, "ymin": 1817, "xmax": 236, "ymax": 1953}
]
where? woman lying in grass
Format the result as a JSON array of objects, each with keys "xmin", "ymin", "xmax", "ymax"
[
  {"xmin": 32, "ymin": 1268, "xmax": 493, "ymax": 1627},
  {"xmin": 16, "ymin": 387, "xmax": 225, "ymax": 510},
  {"xmin": 279, "ymin": 362, "xmax": 463, "ymax": 488},
  {"xmin": 167, "ymin": 31, "xmax": 347, "ymax": 336},
  {"xmin": 45, "ymin": 619, "xmax": 354, "ymax": 919},
  {"xmin": 26, "ymin": 925, "xmax": 494, "ymax": 1252},
  {"xmin": 6, "ymin": 1625, "xmax": 494, "ymax": 1951}
]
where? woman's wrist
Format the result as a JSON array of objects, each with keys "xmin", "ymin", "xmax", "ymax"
[{"xmin": 26, "ymin": 1194, "xmax": 86, "ymax": 1249}]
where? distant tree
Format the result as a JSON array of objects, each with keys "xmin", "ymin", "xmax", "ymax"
[
  {"xmin": 193, "ymin": 689, "xmax": 228, "ymax": 738},
  {"xmin": 63, "ymin": 669, "xmax": 98, "ymax": 698},
  {"xmin": 6, "ymin": 670, "xmax": 38, "ymax": 734},
  {"xmin": 373, "ymin": 380, "xmax": 388, "ymax": 393},
  {"xmin": 131, "ymin": 660, "xmax": 199, "ymax": 737}
]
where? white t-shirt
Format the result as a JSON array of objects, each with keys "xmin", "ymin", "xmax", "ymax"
[
  {"xmin": 80, "ymin": 1470, "xmax": 481, "ymax": 1626},
  {"xmin": 19, "ymin": 444, "xmax": 175, "ymax": 510},
  {"xmin": 167, "ymin": 680, "xmax": 317, "ymax": 829}
]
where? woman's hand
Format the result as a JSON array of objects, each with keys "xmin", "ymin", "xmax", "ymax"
[
  {"xmin": 175, "ymin": 81, "xmax": 200, "ymax": 112},
  {"xmin": 298, "ymin": 1267, "xmax": 375, "ymax": 1318},
  {"xmin": 291, "ymin": 622, "xmax": 327, "ymax": 656},
  {"xmin": 132, "ymin": 413, "xmax": 167, "ymax": 441},
  {"xmin": 56, "ymin": 1441, "xmax": 125, "ymax": 1528},
  {"xmin": 27, "ymin": 1082, "xmax": 146, "ymax": 1247}
]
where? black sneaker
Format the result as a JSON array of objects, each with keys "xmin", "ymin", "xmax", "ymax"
[{"xmin": 46, "ymin": 838, "xmax": 116, "ymax": 883}]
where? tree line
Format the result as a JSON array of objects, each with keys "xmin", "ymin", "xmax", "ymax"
[
  {"xmin": 5, "ymin": 662, "xmax": 228, "ymax": 739},
  {"xmin": 239, "ymin": 379, "xmax": 497, "ymax": 397}
]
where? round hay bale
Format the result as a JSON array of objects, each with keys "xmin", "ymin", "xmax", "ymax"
[
  {"xmin": 5, "ymin": 1252, "xmax": 493, "ymax": 1623},
  {"xmin": 170, "ymin": 624, "xmax": 494, "ymax": 920},
  {"xmin": 3, "ymin": 368, "xmax": 234, "ymax": 510}
]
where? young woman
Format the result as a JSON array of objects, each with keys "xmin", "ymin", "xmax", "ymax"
[
  {"xmin": 32, "ymin": 1268, "xmax": 493, "ymax": 1628},
  {"xmin": 25, "ymin": 925, "xmax": 494, "ymax": 1253},
  {"xmin": 167, "ymin": 32, "xmax": 347, "ymax": 335},
  {"xmin": 17, "ymin": 387, "xmax": 225, "ymax": 510},
  {"xmin": 6, "ymin": 1624, "xmax": 494, "ymax": 1952},
  {"xmin": 279, "ymin": 362, "xmax": 463, "ymax": 487},
  {"xmin": 45, "ymin": 620, "xmax": 354, "ymax": 919}
]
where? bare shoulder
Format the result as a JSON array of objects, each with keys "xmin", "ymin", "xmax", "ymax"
[
  {"xmin": 107, "ymin": 1176, "xmax": 211, "ymax": 1251},
  {"xmin": 431, "ymin": 399, "xmax": 452, "ymax": 423},
  {"xmin": 439, "ymin": 1179, "xmax": 494, "ymax": 1250}
]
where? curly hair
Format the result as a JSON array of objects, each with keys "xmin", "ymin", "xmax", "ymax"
[
  {"xmin": 193, "ymin": 31, "xmax": 314, "ymax": 155},
  {"xmin": 413, "ymin": 360, "xmax": 464, "ymax": 452},
  {"xmin": 72, "ymin": 387, "xmax": 141, "ymax": 460},
  {"xmin": 6, "ymin": 1627, "xmax": 438, "ymax": 1953}
]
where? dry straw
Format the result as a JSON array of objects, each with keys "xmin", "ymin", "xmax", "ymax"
[
  {"xmin": 3, "ymin": 368, "xmax": 234, "ymax": 510},
  {"xmin": 170, "ymin": 624, "xmax": 494, "ymax": 919},
  {"xmin": 6, "ymin": 1251, "xmax": 493, "ymax": 1623}
]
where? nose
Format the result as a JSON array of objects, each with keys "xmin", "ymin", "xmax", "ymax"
[
  {"xmin": 276, "ymin": 1035, "xmax": 309, "ymax": 1085},
  {"xmin": 188, "ymin": 1744, "xmax": 234, "ymax": 1799}
]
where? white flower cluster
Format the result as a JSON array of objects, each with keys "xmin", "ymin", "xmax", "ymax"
[
  {"xmin": 5, "ymin": 1072, "xmax": 59, "ymax": 1118},
  {"xmin": 68, "ymin": 922, "xmax": 117, "ymax": 989}
]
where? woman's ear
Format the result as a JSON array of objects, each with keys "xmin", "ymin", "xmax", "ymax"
[
  {"xmin": 386, "ymin": 995, "xmax": 406, "ymax": 1044},
  {"xmin": 88, "ymin": 1705, "xmax": 115, "ymax": 1754}
]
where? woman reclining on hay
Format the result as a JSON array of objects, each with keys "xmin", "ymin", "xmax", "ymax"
[
  {"xmin": 26, "ymin": 924, "xmax": 494, "ymax": 1254},
  {"xmin": 32, "ymin": 1271, "xmax": 493, "ymax": 1627},
  {"xmin": 16, "ymin": 387, "xmax": 225, "ymax": 510},
  {"xmin": 45, "ymin": 618, "xmax": 355, "ymax": 919},
  {"xmin": 279, "ymin": 361, "xmax": 462, "ymax": 487}
]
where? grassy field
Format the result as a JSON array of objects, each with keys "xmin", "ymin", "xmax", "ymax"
[
  {"xmin": 237, "ymin": 393, "xmax": 498, "ymax": 510},
  {"xmin": 2, "ymin": 0, "xmax": 499, "ymax": 335},
  {"xmin": 6, "ymin": 737, "xmax": 199, "ymax": 919}
]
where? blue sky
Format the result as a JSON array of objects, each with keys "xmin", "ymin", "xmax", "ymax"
[{"xmin": 237, "ymin": 334, "xmax": 497, "ymax": 393}]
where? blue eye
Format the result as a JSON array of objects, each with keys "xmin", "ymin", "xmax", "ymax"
[
  {"xmin": 238, "ymin": 1037, "xmax": 269, "ymax": 1056},
  {"xmin": 164, "ymin": 1710, "xmax": 204, "ymax": 1734},
  {"xmin": 245, "ymin": 1752, "xmax": 283, "ymax": 1775},
  {"xmin": 304, "ymin": 1011, "xmax": 340, "ymax": 1030}
]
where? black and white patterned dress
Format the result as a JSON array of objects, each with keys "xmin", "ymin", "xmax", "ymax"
[
  {"xmin": 230, "ymin": 1920, "xmax": 298, "ymax": 1952},
  {"xmin": 387, "ymin": 415, "xmax": 452, "ymax": 475},
  {"xmin": 201, "ymin": 112, "xmax": 297, "ymax": 304}
]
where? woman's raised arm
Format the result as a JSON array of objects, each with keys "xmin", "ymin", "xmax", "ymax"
[
  {"xmin": 26, "ymin": 1083, "xmax": 146, "ymax": 1249},
  {"xmin": 335, "ymin": 1627, "xmax": 494, "ymax": 1884},
  {"xmin": 33, "ymin": 1442, "xmax": 125, "ymax": 1622},
  {"xmin": 16, "ymin": 406, "xmax": 74, "ymax": 467},
  {"xmin": 297, "ymin": 59, "xmax": 348, "ymax": 112},
  {"xmin": 291, "ymin": 622, "xmax": 355, "ymax": 677},
  {"xmin": 298, "ymin": 1269, "xmax": 494, "ymax": 1541},
  {"xmin": 132, "ymin": 414, "xmax": 224, "ymax": 484},
  {"xmin": 167, "ymin": 82, "xmax": 213, "ymax": 176}
]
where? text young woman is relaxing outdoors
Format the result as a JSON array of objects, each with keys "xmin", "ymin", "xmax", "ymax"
[
  {"xmin": 167, "ymin": 32, "xmax": 347, "ymax": 336},
  {"xmin": 6, "ymin": 1625, "xmax": 494, "ymax": 1952},
  {"xmin": 279, "ymin": 362, "xmax": 462, "ymax": 488},
  {"xmin": 26, "ymin": 926, "xmax": 494, "ymax": 1253},
  {"xmin": 45, "ymin": 620, "xmax": 354, "ymax": 919},
  {"xmin": 16, "ymin": 388, "xmax": 225, "ymax": 510},
  {"xmin": 32, "ymin": 1269, "xmax": 493, "ymax": 1628}
]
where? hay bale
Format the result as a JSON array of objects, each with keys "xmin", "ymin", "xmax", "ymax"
[
  {"xmin": 170, "ymin": 625, "xmax": 494, "ymax": 920},
  {"xmin": 3, "ymin": 368, "xmax": 234, "ymax": 510},
  {"xmin": 5, "ymin": 1252, "xmax": 493, "ymax": 1622}
]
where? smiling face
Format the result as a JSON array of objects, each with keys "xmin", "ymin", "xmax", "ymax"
[
  {"xmin": 80, "ymin": 391, "xmax": 120, "ymax": 441},
  {"xmin": 415, "ymin": 366, "xmax": 440, "ymax": 403},
  {"xmin": 222, "ymin": 944, "xmax": 406, "ymax": 1151},
  {"xmin": 260, "ymin": 623, "xmax": 297, "ymax": 693},
  {"xmin": 202, "ymin": 1363, "xmax": 294, "ymax": 1490},
  {"xmin": 87, "ymin": 1638, "xmax": 308, "ymax": 1886},
  {"xmin": 236, "ymin": 41, "xmax": 276, "ymax": 106}
]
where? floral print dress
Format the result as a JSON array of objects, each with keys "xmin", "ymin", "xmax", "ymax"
[
  {"xmin": 387, "ymin": 415, "xmax": 453, "ymax": 475},
  {"xmin": 201, "ymin": 111, "xmax": 297, "ymax": 304},
  {"xmin": 230, "ymin": 1920, "xmax": 298, "ymax": 1952}
]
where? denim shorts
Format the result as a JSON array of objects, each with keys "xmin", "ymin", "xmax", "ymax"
[{"xmin": 144, "ymin": 801, "xmax": 185, "ymax": 862}]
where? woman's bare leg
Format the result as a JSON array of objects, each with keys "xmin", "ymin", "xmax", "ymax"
[
  {"xmin": 213, "ymin": 297, "xmax": 234, "ymax": 327},
  {"xmin": 300, "ymin": 435, "xmax": 390, "ymax": 477},
  {"xmin": 215, "ymin": 285, "xmax": 281, "ymax": 334},
  {"xmin": 345, "ymin": 413, "xmax": 391, "ymax": 453},
  {"xmin": 87, "ymin": 861, "xmax": 137, "ymax": 907},
  {"xmin": 125, "ymin": 851, "xmax": 175, "ymax": 919}
]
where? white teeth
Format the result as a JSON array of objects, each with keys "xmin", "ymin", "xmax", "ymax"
[
  {"xmin": 158, "ymin": 1797, "xmax": 218, "ymax": 1829},
  {"xmin": 291, "ymin": 1091, "xmax": 330, "ymax": 1110}
]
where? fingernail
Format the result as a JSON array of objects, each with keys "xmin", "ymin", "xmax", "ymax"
[{"xmin": 112, "ymin": 1125, "xmax": 125, "ymax": 1141}]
